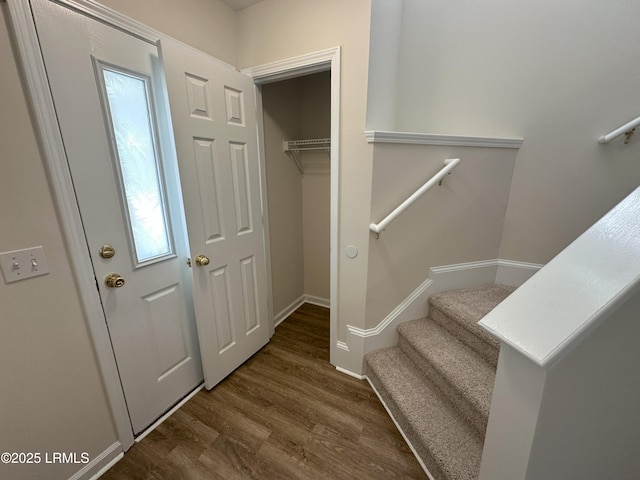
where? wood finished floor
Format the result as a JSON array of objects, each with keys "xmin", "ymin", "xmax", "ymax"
[{"xmin": 101, "ymin": 304, "xmax": 427, "ymax": 479}]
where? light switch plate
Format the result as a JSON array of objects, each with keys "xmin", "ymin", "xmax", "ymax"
[{"xmin": 0, "ymin": 246, "xmax": 50, "ymax": 284}]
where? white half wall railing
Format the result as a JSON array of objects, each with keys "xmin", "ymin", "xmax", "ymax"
[
  {"xmin": 599, "ymin": 115, "xmax": 640, "ymax": 144},
  {"xmin": 478, "ymin": 186, "xmax": 640, "ymax": 479},
  {"xmin": 369, "ymin": 158, "xmax": 461, "ymax": 237}
]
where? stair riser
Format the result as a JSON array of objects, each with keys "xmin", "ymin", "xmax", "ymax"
[
  {"xmin": 398, "ymin": 334, "xmax": 488, "ymax": 437},
  {"xmin": 429, "ymin": 305, "xmax": 499, "ymax": 368}
]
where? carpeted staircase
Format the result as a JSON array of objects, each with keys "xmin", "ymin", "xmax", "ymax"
[{"xmin": 365, "ymin": 284, "xmax": 515, "ymax": 480}]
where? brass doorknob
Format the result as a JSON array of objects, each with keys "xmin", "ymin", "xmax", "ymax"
[
  {"xmin": 105, "ymin": 273, "xmax": 125, "ymax": 288},
  {"xmin": 195, "ymin": 255, "xmax": 210, "ymax": 266}
]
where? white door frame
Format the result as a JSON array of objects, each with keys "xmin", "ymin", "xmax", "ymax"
[
  {"xmin": 5, "ymin": 0, "xmax": 241, "ymax": 452},
  {"xmin": 241, "ymin": 47, "xmax": 341, "ymax": 364}
]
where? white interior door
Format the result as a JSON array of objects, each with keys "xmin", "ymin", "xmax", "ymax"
[
  {"xmin": 161, "ymin": 41, "xmax": 270, "ymax": 389},
  {"xmin": 30, "ymin": 0, "xmax": 203, "ymax": 434}
]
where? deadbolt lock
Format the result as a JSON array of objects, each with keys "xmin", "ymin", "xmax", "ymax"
[
  {"xmin": 99, "ymin": 244, "xmax": 116, "ymax": 259},
  {"xmin": 105, "ymin": 273, "xmax": 125, "ymax": 288}
]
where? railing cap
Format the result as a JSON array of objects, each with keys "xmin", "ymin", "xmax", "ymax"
[{"xmin": 479, "ymin": 187, "xmax": 640, "ymax": 367}]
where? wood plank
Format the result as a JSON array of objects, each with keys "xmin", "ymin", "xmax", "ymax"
[{"xmin": 101, "ymin": 304, "xmax": 427, "ymax": 479}]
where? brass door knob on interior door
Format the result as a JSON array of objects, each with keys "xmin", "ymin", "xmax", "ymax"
[
  {"xmin": 195, "ymin": 255, "xmax": 210, "ymax": 266},
  {"xmin": 105, "ymin": 273, "xmax": 125, "ymax": 288}
]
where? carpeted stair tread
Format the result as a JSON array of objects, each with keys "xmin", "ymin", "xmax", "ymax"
[
  {"xmin": 366, "ymin": 347, "xmax": 483, "ymax": 480},
  {"xmin": 398, "ymin": 318, "xmax": 495, "ymax": 436},
  {"xmin": 429, "ymin": 284, "xmax": 514, "ymax": 366}
]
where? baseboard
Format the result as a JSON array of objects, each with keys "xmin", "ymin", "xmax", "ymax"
[
  {"xmin": 365, "ymin": 376, "xmax": 435, "ymax": 480},
  {"xmin": 69, "ymin": 441, "xmax": 122, "ymax": 480},
  {"xmin": 135, "ymin": 383, "xmax": 204, "ymax": 443},
  {"xmin": 75, "ymin": 384, "xmax": 205, "ymax": 478},
  {"xmin": 495, "ymin": 259, "xmax": 543, "ymax": 287},
  {"xmin": 336, "ymin": 366, "xmax": 366, "ymax": 380},
  {"xmin": 304, "ymin": 294, "xmax": 330, "ymax": 308},
  {"xmin": 273, "ymin": 294, "xmax": 330, "ymax": 327},
  {"xmin": 273, "ymin": 295, "xmax": 306, "ymax": 327},
  {"xmin": 334, "ymin": 258, "xmax": 543, "ymax": 375}
]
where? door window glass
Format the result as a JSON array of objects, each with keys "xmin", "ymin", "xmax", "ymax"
[{"xmin": 100, "ymin": 65, "xmax": 173, "ymax": 264}]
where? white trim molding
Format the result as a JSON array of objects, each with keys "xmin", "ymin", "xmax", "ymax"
[
  {"xmin": 6, "ymin": 0, "xmax": 135, "ymax": 450},
  {"xmin": 304, "ymin": 295, "xmax": 330, "ymax": 308},
  {"xmin": 37, "ymin": 0, "xmax": 238, "ymax": 70},
  {"xmin": 336, "ymin": 366, "xmax": 366, "ymax": 380},
  {"xmin": 334, "ymin": 259, "xmax": 543, "ymax": 376},
  {"xmin": 495, "ymin": 259, "xmax": 544, "ymax": 287},
  {"xmin": 365, "ymin": 130, "xmax": 524, "ymax": 149},
  {"xmin": 241, "ymin": 47, "xmax": 340, "ymax": 84},
  {"xmin": 272, "ymin": 295, "xmax": 330, "ymax": 327},
  {"xmin": 365, "ymin": 377, "xmax": 435, "ymax": 480},
  {"xmin": 70, "ymin": 441, "xmax": 122, "ymax": 480},
  {"xmin": 242, "ymin": 47, "xmax": 341, "ymax": 370},
  {"xmin": 273, "ymin": 296, "xmax": 307, "ymax": 327},
  {"xmin": 135, "ymin": 383, "xmax": 204, "ymax": 443}
]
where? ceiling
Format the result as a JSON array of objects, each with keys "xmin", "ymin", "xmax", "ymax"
[{"xmin": 219, "ymin": 0, "xmax": 263, "ymax": 11}]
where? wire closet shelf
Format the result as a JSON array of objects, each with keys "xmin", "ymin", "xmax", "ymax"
[{"xmin": 283, "ymin": 138, "xmax": 331, "ymax": 175}]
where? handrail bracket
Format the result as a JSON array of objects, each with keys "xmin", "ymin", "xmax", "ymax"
[
  {"xmin": 599, "ymin": 115, "xmax": 640, "ymax": 144},
  {"xmin": 438, "ymin": 171, "xmax": 452, "ymax": 186},
  {"xmin": 625, "ymin": 128, "xmax": 636, "ymax": 144}
]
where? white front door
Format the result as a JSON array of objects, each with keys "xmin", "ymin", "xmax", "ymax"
[
  {"xmin": 161, "ymin": 41, "xmax": 270, "ymax": 389},
  {"xmin": 30, "ymin": 0, "xmax": 271, "ymax": 428},
  {"xmin": 30, "ymin": 1, "xmax": 204, "ymax": 434}
]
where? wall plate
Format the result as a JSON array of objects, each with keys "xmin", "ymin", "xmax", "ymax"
[{"xmin": 0, "ymin": 246, "xmax": 50, "ymax": 284}]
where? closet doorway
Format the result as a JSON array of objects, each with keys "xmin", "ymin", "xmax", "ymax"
[
  {"xmin": 243, "ymin": 48, "xmax": 340, "ymax": 362},
  {"xmin": 263, "ymin": 71, "xmax": 331, "ymax": 323}
]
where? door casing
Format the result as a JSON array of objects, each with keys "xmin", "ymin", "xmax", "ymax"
[{"xmin": 242, "ymin": 48, "xmax": 341, "ymax": 365}]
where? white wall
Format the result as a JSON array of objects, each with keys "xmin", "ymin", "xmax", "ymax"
[
  {"xmin": 390, "ymin": 0, "xmax": 640, "ymax": 264},
  {"xmin": 527, "ymin": 290, "xmax": 640, "ymax": 479},
  {"xmin": 480, "ymin": 186, "xmax": 640, "ymax": 478},
  {"xmin": 237, "ymin": 0, "xmax": 373, "ymax": 343},
  {"xmin": 478, "ymin": 345, "xmax": 546, "ymax": 480},
  {"xmin": 366, "ymin": 0, "xmax": 402, "ymax": 130},
  {"xmin": 480, "ymin": 290, "xmax": 640, "ymax": 480},
  {"xmin": 0, "ymin": 1, "xmax": 238, "ymax": 478}
]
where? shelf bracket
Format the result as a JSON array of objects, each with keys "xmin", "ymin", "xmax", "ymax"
[{"xmin": 284, "ymin": 148, "xmax": 305, "ymax": 175}]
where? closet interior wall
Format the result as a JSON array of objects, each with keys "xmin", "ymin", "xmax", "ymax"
[{"xmin": 262, "ymin": 71, "xmax": 331, "ymax": 319}]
